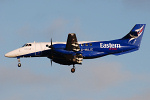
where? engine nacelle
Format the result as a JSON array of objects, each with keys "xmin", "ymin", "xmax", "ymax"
[
  {"xmin": 65, "ymin": 53, "xmax": 83, "ymax": 64},
  {"xmin": 49, "ymin": 49, "xmax": 83, "ymax": 65}
]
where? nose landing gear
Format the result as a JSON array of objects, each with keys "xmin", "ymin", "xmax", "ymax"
[
  {"xmin": 18, "ymin": 63, "xmax": 21, "ymax": 67},
  {"xmin": 17, "ymin": 58, "xmax": 21, "ymax": 67},
  {"xmin": 71, "ymin": 64, "xmax": 75, "ymax": 73}
]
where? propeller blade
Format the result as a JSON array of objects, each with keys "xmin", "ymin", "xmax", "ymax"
[
  {"xmin": 50, "ymin": 38, "xmax": 53, "ymax": 67},
  {"xmin": 51, "ymin": 38, "xmax": 52, "ymax": 47},
  {"xmin": 49, "ymin": 38, "xmax": 53, "ymax": 49},
  {"xmin": 51, "ymin": 59, "xmax": 52, "ymax": 66}
]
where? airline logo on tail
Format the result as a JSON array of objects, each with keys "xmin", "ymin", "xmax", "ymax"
[
  {"xmin": 130, "ymin": 25, "xmax": 144, "ymax": 39},
  {"xmin": 129, "ymin": 25, "xmax": 144, "ymax": 43},
  {"xmin": 135, "ymin": 25, "xmax": 144, "ymax": 36}
]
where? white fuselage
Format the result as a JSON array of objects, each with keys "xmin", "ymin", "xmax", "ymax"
[{"xmin": 5, "ymin": 42, "xmax": 65, "ymax": 58}]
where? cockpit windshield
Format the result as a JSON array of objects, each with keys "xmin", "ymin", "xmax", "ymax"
[{"xmin": 22, "ymin": 44, "xmax": 32, "ymax": 47}]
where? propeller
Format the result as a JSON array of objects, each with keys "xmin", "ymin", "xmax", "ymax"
[
  {"xmin": 46, "ymin": 38, "xmax": 54, "ymax": 66},
  {"xmin": 50, "ymin": 38, "xmax": 53, "ymax": 66}
]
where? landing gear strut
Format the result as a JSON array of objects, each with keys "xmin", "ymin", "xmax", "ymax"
[
  {"xmin": 17, "ymin": 58, "xmax": 21, "ymax": 67},
  {"xmin": 71, "ymin": 64, "xmax": 75, "ymax": 73}
]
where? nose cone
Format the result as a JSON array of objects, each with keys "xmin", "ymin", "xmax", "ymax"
[
  {"xmin": 5, "ymin": 49, "xmax": 19, "ymax": 58},
  {"xmin": 5, "ymin": 53, "xmax": 10, "ymax": 57},
  {"xmin": 5, "ymin": 52, "xmax": 15, "ymax": 58}
]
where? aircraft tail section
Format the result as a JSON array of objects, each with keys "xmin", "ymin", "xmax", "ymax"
[{"xmin": 121, "ymin": 24, "xmax": 146, "ymax": 48}]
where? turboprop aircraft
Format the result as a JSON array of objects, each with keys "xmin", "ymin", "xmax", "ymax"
[{"xmin": 5, "ymin": 24, "xmax": 146, "ymax": 73}]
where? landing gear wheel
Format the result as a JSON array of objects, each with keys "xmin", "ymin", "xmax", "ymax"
[
  {"xmin": 71, "ymin": 68, "xmax": 75, "ymax": 73},
  {"xmin": 18, "ymin": 63, "xmax": 21, "ymax": 67}
]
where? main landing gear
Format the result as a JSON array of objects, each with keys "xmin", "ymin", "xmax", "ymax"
[
  {"xmin": 71, "ymin": 64, "xmax": 75, "ymax": 73},
  {"xmin": 17, "ymin": 58, "xmax": 21, "ymax": 67}
]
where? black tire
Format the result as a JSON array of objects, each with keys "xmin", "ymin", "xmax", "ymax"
[
  {"xmin": 18, "ymin": 63, "xmax": 21, "ymax": 67},
  {"xmin": 71, "ymin": 68, "xmax": 75, "ymax": 73}
]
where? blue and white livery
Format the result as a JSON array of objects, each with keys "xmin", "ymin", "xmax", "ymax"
[{"xmin": 5, "ymin": 24, "xmax": 146, "ymax": 73}]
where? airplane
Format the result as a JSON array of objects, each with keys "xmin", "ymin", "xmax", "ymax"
[{"xmin": 5, "ymin": 24, "xmax": 146, "ymax": 73}]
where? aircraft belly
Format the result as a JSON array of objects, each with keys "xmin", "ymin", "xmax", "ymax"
[{"xmin": 82, "ymin": 51, "xmax": 108, "ymax": 59}]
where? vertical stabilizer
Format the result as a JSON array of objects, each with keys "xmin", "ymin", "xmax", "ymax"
[{"xmin": 121, "ymin": 24, "xmax": 146, "ymax": 47}]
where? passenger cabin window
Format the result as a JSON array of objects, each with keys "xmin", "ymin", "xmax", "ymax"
[
  {"xmin": 89, "ymin": 43, "xmax": 92, "ymax": 46},
  {"xmin": 81, "ymin": 44, "xmax": 84, "ymax": 46},
  {"xmin": 85, "ymin": 43, "xmax": 88, "ymax": 46}
]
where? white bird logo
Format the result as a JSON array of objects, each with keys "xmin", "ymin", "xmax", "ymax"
[{"xmin": 129, "ymin": 25, "xmax": 144, "ymax": 43}]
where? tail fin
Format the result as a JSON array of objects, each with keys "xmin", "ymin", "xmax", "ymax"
[{"xmin": 121, "ymin": 24, "xmax": 146, "ymax": 47}]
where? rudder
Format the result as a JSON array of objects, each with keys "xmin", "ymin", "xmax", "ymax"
[{"xmin": 121, "ymin": 24, "xmax": 146, "ymax": 47}]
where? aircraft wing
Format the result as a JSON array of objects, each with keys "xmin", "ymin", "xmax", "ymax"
[{"xmin": 65, "ymin": 33, "xmax": 80, "ymax": 51}]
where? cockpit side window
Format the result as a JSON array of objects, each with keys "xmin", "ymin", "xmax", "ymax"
[
  {"xmin": 22, "ymin": 44, "xmax": 32, "ymax": 47},
  {"xmin": 22, "ymin": 44, "xmax": 26, "ymax": 47}
]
